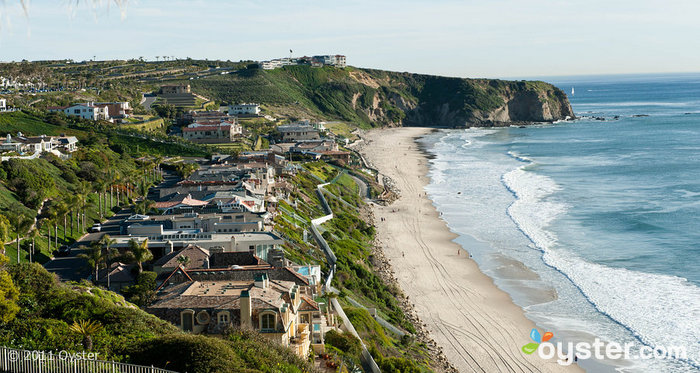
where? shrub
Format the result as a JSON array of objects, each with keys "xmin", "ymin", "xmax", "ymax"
[
  {"xmin": 325, "ymin": 329, "xmax": 361, "ymax": 357},
  {"xmin": 129, "ymin": 334, "xmax": 246, "ymax": 373}
]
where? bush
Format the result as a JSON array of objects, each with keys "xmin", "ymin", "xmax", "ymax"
[
  {"xmin": 121, "ymin": 271, "xmax": 156, "ymax": 307},
  {"xmin": 129, "ymin": 334, "xmax": 246, "ymax": 373},
  {"xmin": 325, "ymin": 329, "xmax": 361, "ymax": 357}
]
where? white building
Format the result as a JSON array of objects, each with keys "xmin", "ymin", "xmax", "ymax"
[
  {"xmin": 48, "ymin": 103, "xmax": 109, "ymax": 121},
  {"xmin": 228, "ymin": 103, "xmax": 261, "ymax": 116},
  {"xmin": 0, "ymin": 99, "xmax": 6, "ymax": 111}
]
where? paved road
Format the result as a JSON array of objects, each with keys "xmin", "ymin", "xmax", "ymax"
[
  {"xmin": 43, "ymin": 208, "xmax": 132, "ymax": 282},
  {"xmin": 140, "ymin": 93, "xmax": 157, "ymax": 110}
]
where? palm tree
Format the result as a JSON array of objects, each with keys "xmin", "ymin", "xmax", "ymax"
[
  {"xmin": 0, "ymin": 214, "xmax": 11, "ymax": 255},
  {"xmin": 99, "ymin": 235, "xmax": 117, "ymax": 289},
  {"xmin": 66, "ymin": 195, "xmax": 80, "ymax": 236},
  {"xmin": 134, "ymin": 199, "xmax": 155, "ymax": 215},
  {"xmin": 127, "ymin": 238, "xmax": 153, "ymax": 273},
  {"xmin": 27, "ymin": 229, "xmax": 40, "ymax": 263},
  {"xmin": 176, "ymin": 255, "xmax": 191, "ymax": 268},
  {"xmin": 55, "ymin": 201, "xmax": 69, "ymax": 243},
  {"xmin": 78, "ymin": 242, "xmax": 107, "ymax": 282},
  {"xmin": 69, "ymin": 320, "xmax": 102, "ymax": 351},
  {"xmin": 7, "ymin": 205, "xmax": 32, "ymax": 263}
]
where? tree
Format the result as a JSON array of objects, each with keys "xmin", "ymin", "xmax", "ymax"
[
  {"xmin": 68, "ymin": 319, "xmax": 102, "ymax": 351},
  {"xmin": 176, "ymin": 255, "xmax": 191, "ymax": 268},
  {"xmin": 27, "ymin": 228, "xmax": 40, "ymax": 263},
  {"xmin": 127, "ymin": 239, "xmax": 153, "ymax": 273},
  {"xmin": 0, "ymin": 214, "xmax": 11, "ymax": 255},
  {"xmin": 0, "ymin": 253, "xmax": 20, "ymax": 323},
  {"xmin": 99, "ymin": 235, "xmax": 117, "ymax": 289},
  {"xmin": 78, "ymin": 242, "xmax": 107, "ymax": 282},
  {"xmin": 6, "ymin": 204, "xmax": 32, "ymax": 263},
  {"xmin": 121, "ymin": 271, "xmax": 157, "ymax": 308},
  {"xmin": 134, "ymin": 199, "xmax": 155, "ymax": 215}
]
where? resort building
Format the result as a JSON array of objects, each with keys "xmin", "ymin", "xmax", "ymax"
[
  {"xmin": 148, "ymin": 267, "xmax": 328, "ymax": 357},
  {"xmin": 110, "ymin": 230, "xmax": 284, "ymax": 262}
]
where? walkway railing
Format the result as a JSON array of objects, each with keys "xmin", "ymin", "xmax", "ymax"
[
  {"xmin": 309, "ymin": 182, "xmax": 380, "ymax": 373},
  {"xmin": 0, "ymin": 346, "xmax": 178, "ymax": 373}
]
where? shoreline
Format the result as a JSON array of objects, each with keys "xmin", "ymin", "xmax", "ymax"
[{"xmin": 358, "ymin": 127, "xmax": 582, "ymax": 372}]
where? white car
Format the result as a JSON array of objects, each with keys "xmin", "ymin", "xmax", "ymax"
[{"xmin": 90, "ymin": 223, "xmax": 102, "ymax": 233}]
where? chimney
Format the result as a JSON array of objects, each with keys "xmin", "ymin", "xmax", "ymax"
[
  {"xmin": 254, "ymin": 273, "xmax": 268, "ymax": 289},
  {"xmin": 165, "ymin": 240, "xmax": 174, "ymax": 255},
  {"xmin": 203, "ymin": 257, "xmax": 210, "ymax": 269},
  {"xmin": 240, "ymin": 290, "xmax": 252, "ymax": 329}
]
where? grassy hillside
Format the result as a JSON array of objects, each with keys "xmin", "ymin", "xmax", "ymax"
[{"xmin": 183, "ymin": 65, "xmax": 572, "ymax": 127}]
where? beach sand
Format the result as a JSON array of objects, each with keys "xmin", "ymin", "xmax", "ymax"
[{"xmin": 359, "ymin": 127, "xmax": 581, "ymax": 373}]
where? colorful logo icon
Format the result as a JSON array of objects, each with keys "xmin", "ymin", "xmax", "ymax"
[{"xmin": 522, "ymin": 328, "xmax": 553, "ymax": 354}]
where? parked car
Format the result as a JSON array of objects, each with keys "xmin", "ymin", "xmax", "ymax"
[
  {"xmin": 89, "ymin": 223, "xmax": 102, "ymax": 233},
  {"xmin": 57, "ymin": 245, "xmax": 71, "ymax": 256}
]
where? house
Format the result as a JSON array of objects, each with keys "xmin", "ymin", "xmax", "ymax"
[
  {"xmin": 21, "ymin": 135, "xmax": 54, "ymax": 153},
  {"xmin": 291, "ymin": 139, "xmax": 338, "ymax": 153},
  {"xmin": 95, "ymin": 102, "xmax": 132, "ymax": 120},
  {"xmin": 277, "ymin": 124, "xmax": 320, "ymax": 142},
  {"xmin": 148, "ymin": 273, "xmax": 314, "ymax": 357},
  {"xmin": 153, "ymin": 245, "xmax": 211, "ymax": 275},
  {"xmin": 228, "ymin": 103, "xmax": 260, "ymax": 116},
  {"xmin": 182, "ymin": 121, "xmax": 242, "ymax": 144},
  {"xmin": 111, "ymin": 231, "xmax": 284, "ymax": 262},
  {"xmin": 0, "ymin": 98, "xmax": 6, "ymax": 111},
  {"xmin": 122, "ymin": 211, "xmax": 265, "ymax": 236},
  {"xmin": 153, "ymin": 245, "xmax": 274, "ymax": 275},
  {"xmin": 153, "ymin": 193, "xmax": 210, "ymax": 213},
  {"xmin": 149, "ymin": 266, "xmax": 329, "ymax": 356},
  {"xmin": 48, "ymin": 103, "xmax": 109, "ymax": 121},
  {"xmin": 312, "ymin": 55, "xmax": 346, "ymax": 68},
  {"xmin": 53, "ymin": 136, "xmax": 79, "ymax": 152},
  {"xmin": 0, "ymin": 134, "xmax": 23, "ymax": 153},
  {"xmin": 96, "ymin": 262, "xmax": 137, "ymax": 292}
]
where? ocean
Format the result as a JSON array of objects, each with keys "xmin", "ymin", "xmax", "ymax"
[{"xmin": 420, "ymin": 73, "xmax": 700, "ymax": 372}]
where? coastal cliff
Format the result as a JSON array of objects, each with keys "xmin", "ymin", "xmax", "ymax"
[{"xmin": 188, "ymin": 65, "xmax": 575, "ymax": 127}]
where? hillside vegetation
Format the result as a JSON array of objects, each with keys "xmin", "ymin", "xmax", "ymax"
[
  {"xmin": 2, "ymin": 60, "xmax": 573, "ymax": 129},
  {"xmin": 185, "ymin": 65, "xmax": 574, "ymax": 127}
]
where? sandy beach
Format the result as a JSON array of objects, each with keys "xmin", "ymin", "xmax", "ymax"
[{"xmin": 359, "ymin": 127, "xmax": 581, "ymax": 373}]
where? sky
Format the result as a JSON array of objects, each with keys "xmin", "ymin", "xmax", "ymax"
[{"xmin": 1, "ymin": 0, "xmax": 700, "ymax": 79}]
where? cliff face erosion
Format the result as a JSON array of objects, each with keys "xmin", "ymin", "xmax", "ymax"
[{"xmin": 188, "ymin": 66, "xmax": 575, "ymax": 128}]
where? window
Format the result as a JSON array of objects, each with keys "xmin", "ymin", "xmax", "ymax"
[
  {"xmin": 218, "ymin": 311, "xmax": 230, "ymax": 326},
  {"xmin": 261, "ymin": 313, "xmax": 276, "ymax": 331},
  {"xmin": 181, "ymin": 310, "xmax": 195, "ymax": 332},
  {"xmin": 196, "ymin": 311, "xmax": 210, "ymax": 325}
]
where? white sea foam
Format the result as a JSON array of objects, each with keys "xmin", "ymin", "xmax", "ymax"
[{"xmin": 502, "ymin": 152, "xmax": 700, "ymax": 370}]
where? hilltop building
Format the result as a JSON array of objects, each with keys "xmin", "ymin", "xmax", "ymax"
[
  {"xmin": 259, "ymin": 55, "xmax": 346, "ymax": 70},
  {"xmin": 228, "ymin": 103, "xmax": 261, "ymax": 116}
]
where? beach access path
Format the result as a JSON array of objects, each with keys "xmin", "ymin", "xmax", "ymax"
[{"xmin": 359, "ymin": 127, "xmax": 580, "ymax": 373}]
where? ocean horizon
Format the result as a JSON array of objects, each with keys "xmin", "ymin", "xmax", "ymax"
[{"xmin": 421, "ymin": 73, "xmax": 700, "ymax": 372}]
